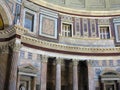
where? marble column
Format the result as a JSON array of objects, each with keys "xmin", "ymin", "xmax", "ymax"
[
  {"xmin": 32, "ymin": 77, "xmax": 36, "ymax": 90},
  {"xmin": 73, "ymin": 60, "xmax": 78, "ymax": 90},
  {"xmin": 117, "ymin": 81, "xmax": 120, "ymax": 90},
  {"xmin": 87, "ymin": 60, "xmax": 95, "ymax": 90},
  {"xmin": 40, "ymin": 55, "xmax": 48, "ymax": 90},
  {"xmin": 17, "ymin": 74, "xmax": 20, "ymax": 90},
  {"xmin": 8, "ymin": 44, "xmax": 21, "ymax": 90},
  {"xmin": 55, "ymin": 58, "xmax": 62, "ymax": 90}
]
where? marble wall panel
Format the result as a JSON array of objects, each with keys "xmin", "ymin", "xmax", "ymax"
[{"xmin": 39, "ymin": 14, "xmax": 58, "ymax": 39}]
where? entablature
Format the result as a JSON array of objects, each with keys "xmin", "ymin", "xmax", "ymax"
[{"xmin": 0, "ymin": 25, "xmax": 120, "ymax": 55}]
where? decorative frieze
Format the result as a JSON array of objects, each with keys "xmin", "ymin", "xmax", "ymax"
[
  {"xmin": 21, "ymin": 35, "xmax": 118, "ymax": 54},
  {"xmin": 98, "ymin": 19, "xmax": 110, "ymax": 25},
  {"xmin": 0, "ymin": 24, "xmax": 120, "ymax": 55}
]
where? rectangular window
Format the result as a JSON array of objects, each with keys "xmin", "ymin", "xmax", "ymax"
[
  {"xmin": 109, "ymin": 60, "xmax": 113, "ymax": 66},
  {"xmin": 14, "ymin": 3, "xmax": 21, "ymax": 24},
  {"xmin": 17, "ymin": 0, "xmax": 22, "ymax": 3},
  {"xmin": 93, "ymin": 60, "xmax": 99, "ymax": 66},
  {"xmin": 102, "ymin": 60, "xmax": 107, "ymax": 66},
  {"xmin": 20, "ymin": 51, "xmax": 25, "ymax": 59},
  {"xmin": 24, "ymin": 12, "xmax": 34, "ymax": 32},
  {"xmin": 117, "ymin": 60, "xmax": 120, "ymax": 66},
  {"xmin": 100, "ymin": 26, "xmax": 110, "ymax": 39},
  {"xmin": 62, "ymin": 23, "xmax": 72, "ymax": 37},
  {"xmin": 28, "ymin": 52, "xmax": 32, "ymax": 60},
  {"xmin": 37, "ymin": 54, "xmax": 42, "ymax": 61}
]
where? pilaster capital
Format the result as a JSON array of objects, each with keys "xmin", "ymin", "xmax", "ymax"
[
  {"xmin": 117, "ymin": 80, "xmax": 120, "ymax": 83},
  {"xmin": 87, "ymin": 60, "xmax": 93, "ymax": 67},
  {"xmin": 41, "ymin": 55, "xmax": 48, "ymax": 63},
  {"xmin": 0, "ymin": 45, "xmax": 9, "ymax": 54},
  {"xmin": 73, "ymin": 59, "xmax": 79, "ymax": 66},
  {"xmin": 11, "ymin": 43, "xmax": 21, "ymax": 52}
]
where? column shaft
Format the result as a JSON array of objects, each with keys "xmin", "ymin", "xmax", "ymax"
[
  {"xmin": 17, "ymin": 74, "xmax": 20, "ymax": 90},
  {"xmin": 32, "ymin": 77, "xmax": 36, "ymax": 90},
  {"xmin": 40, "ymin": 56, "xmax": 48, "ymax": 90},
  {"xmin": 88, "ymin": 61, "xmax": 95, "ymax": 90},
  {"xmin": 73, "ymin": 60, "xmax": 78, "ymax": 90},
  {"xmin": 56, "ymin": 59, "xmax": 61, "ymax": 90}
]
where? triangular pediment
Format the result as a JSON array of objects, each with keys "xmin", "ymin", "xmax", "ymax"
[{"xmin": 19, "ymin": 64, "xmax": 38, "ymax": 74}]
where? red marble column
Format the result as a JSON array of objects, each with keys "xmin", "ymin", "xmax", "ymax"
[
  {"xmin": 73, "ymin": 60, "xmax": 78, "ymax": 90},
  {"xmin": 55, "ymin": 58, "xmax": 62, "ymax": 90},
  {"xmin": 8, "ymin": 45, "xmax": 20, "ymax": 90},
  {"xmin": 40, "ymin": 55, "xmax": 48, "ymax": 90}
]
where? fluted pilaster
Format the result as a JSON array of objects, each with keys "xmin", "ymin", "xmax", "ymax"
[
  {"xmin": 8, "ymin": 44, "xmax": 21, "ymax": 90},
  {"xmin": 0, "ymin": 45, "xmax": 9, "ymax": 90}
]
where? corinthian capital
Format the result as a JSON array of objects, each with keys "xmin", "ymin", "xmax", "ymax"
[
  {"xmin": 73, "ymin": 59, "xmax": 79, "ymax": 66},
  {"xmin": 10, "ymin": 43, "xmax": 21, "ymax": 52},
  {"xmin": 41, "ymin": 55, "xmax": 48, "ymax": 63},
  {"xmin": 56, "ymin": 57, "xmax": 63, "ymax": 64},
  {"xmin": 0, "ymin": 44, "xmax": 9, "ymax": 54}
]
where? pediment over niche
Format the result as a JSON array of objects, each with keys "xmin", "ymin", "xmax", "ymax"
[
  {"xmin": 18, "ymin": 64, "xmax": 38, "ymax": 74},
  {"xmin": 101, "ymin": 70, "xmax": 120, "ymax": 79}
]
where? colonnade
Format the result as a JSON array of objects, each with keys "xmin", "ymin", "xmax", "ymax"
[{"xmin": 40, "ymin": 56, "xmax": 83, "ymax": 90}]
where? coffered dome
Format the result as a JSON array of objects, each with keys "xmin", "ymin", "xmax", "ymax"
[{"xmin": 29, "ymin": 0, "xmax": 120, "ymax": 16}]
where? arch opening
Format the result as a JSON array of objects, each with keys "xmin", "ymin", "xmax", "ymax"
[{"xmin": 0, "ymin": 14, "xmax": 4, "ymax": 30}]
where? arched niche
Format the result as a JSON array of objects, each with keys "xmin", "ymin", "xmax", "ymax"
[
  {"xmin": 0, "ymin": 14, "xmax": 4, "ymax": 30},
  {"xmin": 0, "ymin": 0, "xmax": 12, "ymax": 29}
]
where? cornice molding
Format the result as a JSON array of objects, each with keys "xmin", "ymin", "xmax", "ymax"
[
  {"xmin": 21, "ymin": 35, "xmax": 120, "ymax": 54},
  {"xmin": 0, "ymin": 25, "xmax": 28, "ymax": 39}
]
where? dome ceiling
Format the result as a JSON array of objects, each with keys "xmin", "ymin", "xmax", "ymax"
[{"xmin": 29, "ymin": 0, "xmax": 120, "ymax": 16}]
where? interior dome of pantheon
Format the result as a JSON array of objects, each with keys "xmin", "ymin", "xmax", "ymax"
[{"xmin": 30, "ymin": 0, "xmax": 120, "ymax": 16}]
